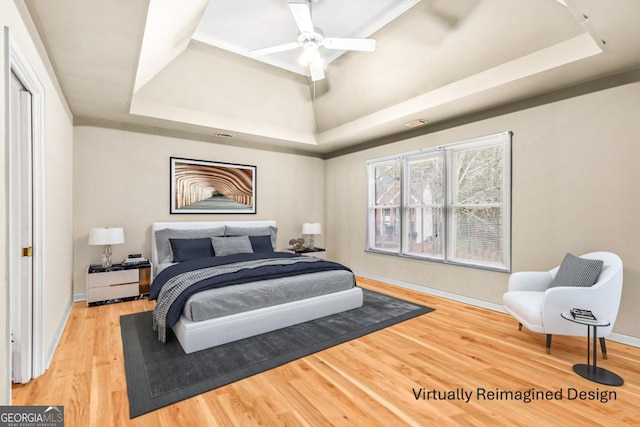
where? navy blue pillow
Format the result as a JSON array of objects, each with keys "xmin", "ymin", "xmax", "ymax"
[
  {"xmin": 249, "ymin": 235, "xmax": 274, "ymax": 253},
  {"xmin": 169, "ymin": 238, "xmax": 214, "ymax": 262}
]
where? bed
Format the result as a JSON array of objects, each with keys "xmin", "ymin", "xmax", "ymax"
[{"xmin": 149, "ymin": 220, "xmax": 363, "ymax": 354}]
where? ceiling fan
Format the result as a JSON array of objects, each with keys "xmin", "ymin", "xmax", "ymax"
[{"xmin": 249, "ymin": 0, "xmax": 376, "ymax": 82}]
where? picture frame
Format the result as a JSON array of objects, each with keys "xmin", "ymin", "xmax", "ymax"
[{"xmin": 170, "ymin": 157, "xmax": 256, "ymax": 214}]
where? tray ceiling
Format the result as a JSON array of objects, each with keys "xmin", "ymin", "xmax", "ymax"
[
  {"xmin": 24, "ymin": 0, "xmax": 640, "ymax": 155},
  {"xmin": 193, "ymin": 0, "xmax": 420, "ymax": 77}
]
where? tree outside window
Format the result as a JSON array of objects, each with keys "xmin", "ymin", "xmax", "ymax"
[{"xmin": 367, "ymin": 132, "xmax": 511, "ymax": 271}]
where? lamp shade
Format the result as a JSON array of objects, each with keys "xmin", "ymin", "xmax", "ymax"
[
  {"xmin": 88, "ymin": 227, "xmax": 125, "ymax": 245},
  {"xmin": 302, "ymin": 223, "xmax": 322, "ymax": 235}
]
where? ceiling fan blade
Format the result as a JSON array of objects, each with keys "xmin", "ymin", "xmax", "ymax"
[
  {"xmin": 289, "ymin": 1, "xmax": 315, "ymax": 34},
  {"xmin": 308, "ymin": 60, "xmax": 325, "ymax": 82},
  {"xmin": 249, "ymin": 42, "xmax": 300, "ymax": 56},
  {"xmin": 322, "ymin": 37, "xmax": 376, "ymax": 52}
]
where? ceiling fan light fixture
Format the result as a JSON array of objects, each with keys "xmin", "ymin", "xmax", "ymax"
[
  {"xmin": 298, "ymin": 44, "xmax": 322, "ymax": 66},
  {"xmin": 248, "ymin": 0, "xmax": 375, "ymax": 83}
]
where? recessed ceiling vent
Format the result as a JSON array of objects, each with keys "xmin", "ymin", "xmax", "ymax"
[
  {"xmin": 403, "ymin": 119, "xmax": 429, "ymax": 128},
  {"xmin": 214, "ymin": 132, "xmax": 235, "ymax": 139}
]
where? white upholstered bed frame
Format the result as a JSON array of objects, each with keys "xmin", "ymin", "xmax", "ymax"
[{"xmin": 150, "ymin": 220, "xmax": 363, "ymax": 354}]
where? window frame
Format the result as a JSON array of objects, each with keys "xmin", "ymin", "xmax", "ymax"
[
  {"xmin": 366, "ymin": 156, "xmax": 402, "ymax": 254},
  {"xmin": 401, "ymin": 150, "xmax": 445, "ymax": 260},
  {"xmin": 366, "ymin": 131, "xmax": 512, "ymax": 272}
]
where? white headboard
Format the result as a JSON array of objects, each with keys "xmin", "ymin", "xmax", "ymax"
[{"xmin": 151, "ymin": 220, "xmax": 276, "ymax": 276}]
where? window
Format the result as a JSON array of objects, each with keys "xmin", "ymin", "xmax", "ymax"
[
  {"xmin": 368, "ymin": 159, "xmax": 401, "ymax": 252},
  {"xmin": 403, "ymin": 152, "xmax": 444, "ymax": 259},
  {"xmin": 367, "ymin": 132, "xmax": 511, "ymax": 271}
]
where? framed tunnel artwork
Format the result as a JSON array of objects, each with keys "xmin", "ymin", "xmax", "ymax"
[{"xmin": 170, "ymin": 157, "xmax": 257, "ymax": 214}]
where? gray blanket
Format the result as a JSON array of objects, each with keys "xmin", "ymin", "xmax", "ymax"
[{"xmin": 152, "ymin": 256, "xmax": 321, "ymax": 342}]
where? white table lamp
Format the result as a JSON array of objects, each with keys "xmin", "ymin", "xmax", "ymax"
[
  {"xmin": 302, "ymin": 223, "xmax": 322, "ymax": 250},
  {"xmin": 89, "ymin": 227, "xmax": 125, "ymax": 267}
]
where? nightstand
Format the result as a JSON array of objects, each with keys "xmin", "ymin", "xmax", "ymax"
[
  {"xmin": 86, "ymin": 263, "xmax": 152, "ymax": 306},
  {"xmin": 294, "ymin": 247, "xmax": 327, "ymax": 260}
]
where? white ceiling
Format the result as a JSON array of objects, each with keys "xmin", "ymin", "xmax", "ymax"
[
  {"xmin": 193, "ymin": 0, "xmax": 420, "ymax": 77},
  {"xmin": 24, "ymin": 0, "xmax": 640, "ymax": 156}
]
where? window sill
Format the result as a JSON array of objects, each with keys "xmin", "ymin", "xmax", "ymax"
[{"xmin": 365, "ymin": 248, "xmax": 510, "ymax": 273}]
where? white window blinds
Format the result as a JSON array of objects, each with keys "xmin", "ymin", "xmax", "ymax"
[{"xmin": 367, "ymin": 131, "xmax": 511, "ymax": 271}]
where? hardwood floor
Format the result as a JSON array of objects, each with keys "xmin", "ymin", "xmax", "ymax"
[{"xmin": 12, "ymin": 277, "xmax": 640, "ymax": 426}]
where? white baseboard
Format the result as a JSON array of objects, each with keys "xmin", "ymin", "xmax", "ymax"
[
  {"xmin": 45, "ymin": 296, "xmax": 74, "ymax": 370},
  {"xmin": 607, "ymin": 331, "xmax": 640, "ymax": 348},
  {"xmin": 73, "ymin": 293, "xmax": 86, "ymax": 303},
  {"xmin": 355, "ymin": 271, "xmax": 507, "ymax": 313},
  {"xmin": 355, "ymin": 271, "xmax": 640, "ymax": 349}
]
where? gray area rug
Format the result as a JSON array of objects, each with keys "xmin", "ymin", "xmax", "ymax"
[{"xmin": 121, "ymin": 288, "xmax": 434, "ymax": 418}]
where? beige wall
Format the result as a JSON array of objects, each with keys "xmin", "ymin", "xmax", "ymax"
[
  {"xmin": 1, "ymin": 0, "xmax": 74, "ymax": 404},
  {"xmin": 326, "ymin": 81, "xmax": 640, "ymax": 340},
  {"xmin": 73, "ymin": 126, "xmax": 326, "ymax": 296},
  {"xmin": 3, "ymin": 6, "xmax": 638, "ymax": 411}
]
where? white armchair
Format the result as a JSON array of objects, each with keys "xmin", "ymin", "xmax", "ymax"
[{"xmin": 502, "ymin": 252, "xmax": 623, "ymax": 356}]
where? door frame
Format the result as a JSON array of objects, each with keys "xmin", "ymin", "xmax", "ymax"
[
  {"xmin": 4, "ymin": 27, "xmax": 46, "ymax": 391},
  {"xmin": 9, "ymin": 71, "xmax": 33, "ymax": 384}
]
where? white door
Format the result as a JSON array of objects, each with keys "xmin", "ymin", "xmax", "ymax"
[{"xmin": 9, "ymin": 71, "xmax": 34, "ymax": 384}]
